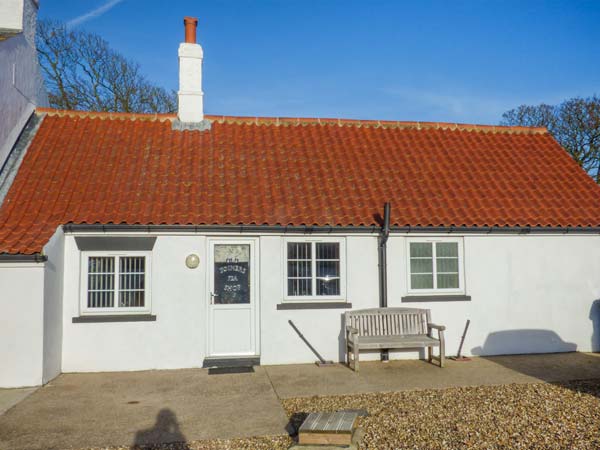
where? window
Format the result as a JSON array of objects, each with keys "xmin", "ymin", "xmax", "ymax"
[
  {"xmin": 81, "ymin": 252, "xmax": 151, "ymax": 314},
  {"xmin": 407, "ymin": 239, "xmax": 464, "ymax": 293},
  {"xmin": 285, "ymin": 239, "xmax": 345, "ymax": 300}
]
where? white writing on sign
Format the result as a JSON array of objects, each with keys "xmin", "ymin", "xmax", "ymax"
[
  {"xmin": 224, "ymin": 284, "xmax": 242, "ymax": 292},
  {"xmin": 218, "ymin": 265, "xmax": 247, "ymax": 274}
]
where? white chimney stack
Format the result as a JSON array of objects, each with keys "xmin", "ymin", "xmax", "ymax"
[{"xmin": 178, "ymin": 17, "xmax": 204, "ymax": 123}]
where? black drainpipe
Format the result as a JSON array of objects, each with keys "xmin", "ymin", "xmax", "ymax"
[{"xmin": 378, "ymin": 202, "xmax": 391, "ymax": 361}]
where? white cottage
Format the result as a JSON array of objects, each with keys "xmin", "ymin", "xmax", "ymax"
[{"xmin": 1, "ymin": 17, "xmax": 600, "ymax": 388}]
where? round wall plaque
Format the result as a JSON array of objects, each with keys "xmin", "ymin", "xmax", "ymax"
[{"xmin": 185, "ymin": 253, "xmax": 200, "ymax": 269}]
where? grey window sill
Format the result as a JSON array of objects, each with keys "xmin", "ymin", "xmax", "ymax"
[
  {"xmin": 277, "ymin": 302, "xmax": 352, "ymax": 310},
  {"xmin": 401, "ymin": 295, "xmax": 471, "ymax": 303},
  {"xmin": 72, "ymin": 314, "xmax": 157, "ymax": 323}
]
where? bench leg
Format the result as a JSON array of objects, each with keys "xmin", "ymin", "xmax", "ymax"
[
  {"xmin": 427, "ymin": 346, "xmax": 433, "ymax": 363},
  {"xmin": 353, "ymin": 345, "xmax": 359, "ymax": 372},
  {"xmin": 439, "ymin": 341, "xmax": 445, "ymax": 368}
]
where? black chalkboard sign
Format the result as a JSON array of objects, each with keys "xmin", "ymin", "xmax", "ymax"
[{"xmin": 214, "ymin": 261, "xmax": 250, "ymax": 304}]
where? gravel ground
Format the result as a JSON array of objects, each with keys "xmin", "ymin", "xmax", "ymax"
[
  {"xmin": 87, "ymin": 379, "xmax": 600, "ymax": 450},
  {"xmin": 283, "ymin": 379, "xmax": 600, "ymax": 450}
]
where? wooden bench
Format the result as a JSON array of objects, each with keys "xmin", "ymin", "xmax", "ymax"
[{"xmin": 345, "ymin": 307, "xmax": 446, "ymax": 371}]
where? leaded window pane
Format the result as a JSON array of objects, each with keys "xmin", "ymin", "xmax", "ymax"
[
  {"xmin": 436, "ymin": 258, "xmax": 458, "ymax": 273},
  {"xmin": 410, "ymin": 258, "xmax": 433, "ymax": 274},
  {"xmin": 410, "ymin": 242, "xmax": 432, "ymax": 258},
  {"xmin": 87, "ymin": 256, "xmax": 115, "ymax": 308},
  {"xmin": 316, "ymin": 243, "xmax": 340, "ymax": 260},
  {"xmin": 287, "ymin": 242, "xmax": 311, "ymax": 260},
  {"xmin": 437, "ymin": 273, "xmax": 459, "ymax": 289},
  {"xmin": 436, "ymin": 242, "xmax": 458, "ymax": 257},
  {"xmin": 86, "ymin": 255, "xmax": 148, "ymax": 310},
  {"xmin": 316, "ymin": 260, "xmax": 340, "ymax": 279},
  {"xmin": 411, "ymin": 273, "xmax": 434, "ymax": 289},
  {"xmin": 287, "ymin": 242, "xmax": 312, "ymax": 296},
  {"xmin": 287, "ymin": 242, "xmax": 342, "ymax": 297},
  {"xmin": 410, "ymin": 241, "xmax": 461, "ymax": 291},
  {"xmin": 118, "ymin": 256, "xmax": 146, "ymax": 307},
  {"xmin": 317, "ymin": 278, "xmax": 340, "ymax": 296},
  {"xmin": 316, "ymin": 243, "xmax": 340, "ymax": 296},
  {"xmin": 288, "ymin": 260, "xmax": 311, "ymax": 278},
  {"xmin": 288, "ymin": 278, "xmax": 312, "ymax": 296},
  {"xmin": 435, "ymin": 242, "xmax": 459, "ymax": 289},
  {"xmin": 409, "ymin": 242, "xmax": 433, "ymax": 290}
]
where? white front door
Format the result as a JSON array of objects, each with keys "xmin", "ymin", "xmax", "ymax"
[{"xmin": 207, "ymin": 239, "xmax": 259, "ymax": 357}]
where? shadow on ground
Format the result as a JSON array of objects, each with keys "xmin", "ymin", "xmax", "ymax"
[
  {"xmin": 472, "ymin": 327, "xmax": 600, "ymax": 398},
  {"xmin": 285, "ymin": 412, "xmax": 308, "ymax": 441},
  {"xmin": 132, "ymin": 408, "xmax": 190, "ymax": 449}
]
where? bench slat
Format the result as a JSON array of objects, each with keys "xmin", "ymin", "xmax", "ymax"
[
  {"xmin": 346, "ymin": 308, "xmax": 433, "ymax": 337},
  {"xmin": 349, "ymin": 334, "xmax": 440, "ymax": 350},
  {"xmin": 345, "ymin": 307, "xmax": 446, "ymax": 371}
]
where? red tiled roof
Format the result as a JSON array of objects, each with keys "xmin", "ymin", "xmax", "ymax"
[{"xmin": 1, "ymin": 108, "xmax": 600, "ymax": 254}]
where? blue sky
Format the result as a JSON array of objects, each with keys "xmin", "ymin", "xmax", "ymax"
[{"xmin": 39, "ymin": 0, "xmax": 600, "ymax": 124}]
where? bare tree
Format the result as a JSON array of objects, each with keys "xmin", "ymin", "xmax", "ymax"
[
  {"xmin": 36, "ymin": 19, "xmax": 177, "ymax": 113},
  {"xmin": 501, "ymin": 96, "xmax": 600, "ymax": 182}
]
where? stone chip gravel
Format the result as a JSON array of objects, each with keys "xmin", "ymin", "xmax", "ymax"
[{"xmin": 87, "ymin": 379, "xmax": 600, "ymax": 450}]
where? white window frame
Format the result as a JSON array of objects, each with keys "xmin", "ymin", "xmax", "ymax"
[
  {"xmin": 406, "ymin": 237, "xmax": 465, "ymax": 295},
  {"xmin": 283, "ymin": 237, "xmax": 346, "ymax": 302},
  {"xmin": 79, "ymin": 251, "xmax": 152, "ymax": 315}
]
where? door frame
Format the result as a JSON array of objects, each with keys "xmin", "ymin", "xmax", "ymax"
[{"xmin": 205, "ymin": 237, "xmax": 260, "ymax": 358}]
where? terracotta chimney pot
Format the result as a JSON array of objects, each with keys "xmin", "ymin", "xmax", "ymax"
[{"xmin": 184, "ymin": 16, "xmax": 198, "ymax": 44}]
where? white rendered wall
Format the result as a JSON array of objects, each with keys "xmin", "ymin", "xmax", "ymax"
[
  {"xmin": 0, "ymin": 0, "xmax": 47, "ymax": 168},
  {"xmin": 42, "ymin": 228, "xmax": 64, "ymax": 383},
  {"xmin": 60, "ymin": 234, "xmax": 374, "ymax": 371},
  {"xmin": 260, "ymin": 235, "xmax": 379, "ymax": 364},
  {"xmin": 0, "ymin": 261, "xmax": 45, "ymax": 387},
  {"xmin": 386, "ymin": 234, "xmax": 600, "ymax": 359},
  {"xmin": 61, "ymin": 235, "xmax": 207, "ymax": 373},
  {"xmin": 60, "ymin": 232, "xmax": 600, "ymax": 372}
]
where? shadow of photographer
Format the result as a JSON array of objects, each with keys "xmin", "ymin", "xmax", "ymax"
[{"xmin": 132, "ymin": 408, "xmax": 189, "ymax": 449}]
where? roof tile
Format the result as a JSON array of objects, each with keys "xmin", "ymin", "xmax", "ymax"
[{"xmin": 1, "ymin": 109, "xmax": 600, "ymax": 254}]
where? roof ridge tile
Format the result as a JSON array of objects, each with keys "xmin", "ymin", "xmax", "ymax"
[{"xmin": 35, "ymin": 108, "xmax": 548, "ymax": 135}]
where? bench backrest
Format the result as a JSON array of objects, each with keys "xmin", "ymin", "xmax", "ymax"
[{"xmin": 345, "ymin": 307, "xmax": 431, "ymax": 337}]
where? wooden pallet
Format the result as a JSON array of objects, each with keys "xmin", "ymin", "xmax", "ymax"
[{"xmin": 298, "ymin": 411, "xmax": 358, "ymax": 446}]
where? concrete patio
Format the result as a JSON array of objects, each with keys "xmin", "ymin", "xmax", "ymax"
[{"xmin": 1, "ymin": 352, "xmax": 600, "ymax": 450}]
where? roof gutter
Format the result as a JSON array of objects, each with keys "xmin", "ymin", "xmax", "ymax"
[
  {"xmin": 0, "ymin": 253, "xmax": 47, "ymax": 263},
  {"xmin": 62, "ymin": 223, "xmax": 600, "ymax": 234},
  {"xmin": 62, "ymin": 224, "xmax": 382, "ymax": 234}
]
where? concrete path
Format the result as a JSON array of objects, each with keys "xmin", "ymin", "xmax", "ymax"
[
  {"xmin": 1, "ymin": 353, "xmax": 600, "ymax": 449},
  {"xmin": 0, "ymin": 387, "xmax": 37, "ymax": 416},
  {"xmin": 266, "ymin": 352, "xmax": 600, "ymax": 398},
  {"xmin": 0, "ymin": 367, "xmax": 288, "ymax": 450}
]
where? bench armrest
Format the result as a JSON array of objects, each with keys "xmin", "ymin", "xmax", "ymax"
[
  {"xmin": 346, "ymin": 325, "xmax": 359, "ymax": 343},
  {"xmin": 346, "ymin": 325, "xmax": 359, "ymax": 335},
  {"xmin": 427, "ymin": 323, "xmax": 446, "ymax": 331}
]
